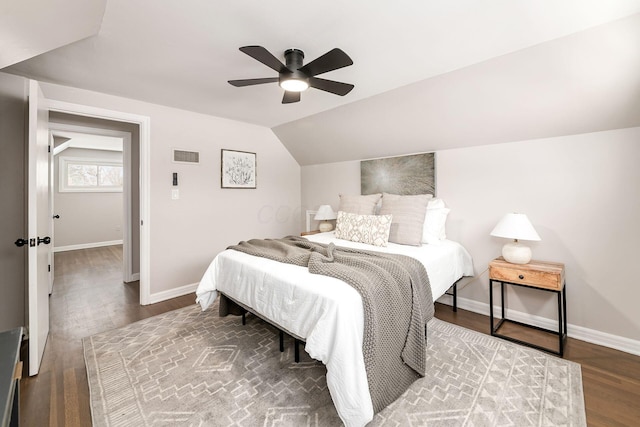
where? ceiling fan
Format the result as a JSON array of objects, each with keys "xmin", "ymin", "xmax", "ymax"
[{"xmin": 228, "ymin": 46, "xmax": 354, "ymax": 104}]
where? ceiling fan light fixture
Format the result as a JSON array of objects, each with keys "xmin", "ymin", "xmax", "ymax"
[
  {"xmin": 228, "ymin": 46, "xmax": 354, "ymax": 103},
  {"xmin": 279, "ymin": 78, "xmax": 309, "ymax": 92}
]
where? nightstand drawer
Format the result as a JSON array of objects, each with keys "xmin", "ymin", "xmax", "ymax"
[{"xmin": 489, "ymin": 258, "xmax": 564, "ymax": 291}]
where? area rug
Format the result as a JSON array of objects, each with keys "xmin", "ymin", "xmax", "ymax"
[{"xmin": 83, "ymin": 303, "xmax": 586, "ymax": 426}]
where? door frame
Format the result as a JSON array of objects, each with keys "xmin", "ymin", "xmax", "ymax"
[
  {"xmin": 49, "ymin": 123, "xmax": 135, "ymax": 282},
  {"xmin": 48, "ymin": 132, "xmax": 54, "ymax": 294},
  {"xmin": 47, "ymin": 99, "xmax": 152, "ymax": 305}
]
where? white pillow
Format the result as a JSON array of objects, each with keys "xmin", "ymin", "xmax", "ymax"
[
  {"xmin": 334, "ymin": 211, "xmax": 392, "ymax": 247},
  {"xmin": 427, "ymin": 198, "xmax": 445, "ymax": 210},
  {"xmin": 422, "ymin": 199, "xmax": 449, "ymax": 244}
]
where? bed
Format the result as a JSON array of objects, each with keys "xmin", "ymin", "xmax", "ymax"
[
  {"xmin": 197, "ymin": 153, "xmax": 472, "ymax": 426},
  {"xmin": 196, "ymin": 230, "xmax": 473, "ymax": 426}
]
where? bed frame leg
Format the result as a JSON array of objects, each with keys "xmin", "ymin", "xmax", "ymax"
[
  {"xmin": 242, "ymin": 312, "xmax": 246, "ymax": 325},
  {"xmin": 279, "ymin": 330, "xmax": 284, "ymax": 352},
  {"xmin": 294, "ymin": 339, "xmax": 301, "ymax": 363},
  {"xmin": 453, "ymin": 281, "xmax": 457, "ymax": 312},
  {"xmin": 444, "ymin": 279, "xmax": 461, "ymax": 313}
]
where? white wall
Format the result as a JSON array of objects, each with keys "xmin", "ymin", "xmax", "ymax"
[
  {"xmin": 301, "ymin": 127, "xmax": 640, "ymax": 348},
  {"xmin": 53, "ymin": 147, "xmax": 124, "ymax": 249},
  {"xmin": 41, "ymin": 82, "xmax": 301, "ymax": 297}
]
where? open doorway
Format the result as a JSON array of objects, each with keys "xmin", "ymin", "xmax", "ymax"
[
  {"xmin": 46, "ymin": 102, "xmax": 151, "ymax": 305},
  {"xmin": 48, "ymin": 112, "xmax": 141, "ymax": 289},
  {"xmin": 49, "ymin": 126, "xmax": 137, "ymax": 285}
]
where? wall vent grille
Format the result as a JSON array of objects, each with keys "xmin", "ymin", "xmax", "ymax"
[{"xmin": 173, "ymin": 149, "xmax": 200, "ymax": 164}]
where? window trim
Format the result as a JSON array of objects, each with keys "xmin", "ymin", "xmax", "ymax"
[{"xmin": 58, "ymin": 156, "xmax": 124, "ymax": 193}]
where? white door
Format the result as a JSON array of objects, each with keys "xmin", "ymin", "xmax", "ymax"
[{"xmin": 27, "ymin": 79, "xmax": 51, "ymax": 376}]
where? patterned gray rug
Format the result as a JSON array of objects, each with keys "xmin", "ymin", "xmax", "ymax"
[{"xmin": 83, "ymin": 303, "xmax": 586, "ymax": 426}]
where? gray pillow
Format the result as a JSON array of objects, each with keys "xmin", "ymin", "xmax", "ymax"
[
  {"xmin": 379, "ymin": 193, "xmax": 432, "ymax": 246},
  {"xmin": 334, "ymin": 211, "xmax": 392, "ymax": 247},
  {"xmin": 338, "ymin": 193, "xmax": 382, "ymax": 215}
]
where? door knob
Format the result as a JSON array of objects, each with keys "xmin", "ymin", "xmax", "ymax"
[
  {"xmin": 37, "ymin": 236, "xmax": 51, "ymax": 245},
  {"xmin": 53, "ymin": 214, "xmax": 60, "ymax": 219},
  {"xmin": 14, "ymin": 238, "xmax": 29, "ymax": 247}
]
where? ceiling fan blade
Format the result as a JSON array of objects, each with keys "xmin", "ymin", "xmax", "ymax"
[
  {"xmin": 309, "ymin": 77, "xmax": 354, "ymax": 96},
  {"xmin": 228, "ymin": 77, "xmax": 279, "ymax": 87},
  {"xmin": 299, "ymin": 48, "xmax": 353, "ymax": 77},
  {"xmin": 282, "ymin": 91, "xmax": 301, "ymax": 104},
  {"xmin": 239, "ymin": 46, "xmax": 289, "ymax": 73}
]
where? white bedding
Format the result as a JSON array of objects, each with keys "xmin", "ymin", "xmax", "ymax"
[{"xmin": 195, "ymin": 232, "xmax": 473, "ymax": 427}]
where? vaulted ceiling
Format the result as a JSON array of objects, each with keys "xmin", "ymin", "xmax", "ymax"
[{"xmin": 3, "ymin": 0, "xmax": 640, "ymax": 165}]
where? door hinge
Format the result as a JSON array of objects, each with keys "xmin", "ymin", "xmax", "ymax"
[
  {"xmin": 48, "ymin": 145, "xmax": 51, "ymax": 153},
  {"xmin": 48, "ymin": 264, "xmax": 51, "ymax": 272}
]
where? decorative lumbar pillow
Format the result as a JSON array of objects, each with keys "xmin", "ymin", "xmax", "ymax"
[
  {"xmin": 423, "ymin": 206, "xmax": 450, "ymax": 244},
  {"xmin": 379, "ymin": 193, "xmax": 432, "ymax": 246},
  {"xmin": 334, "ymin": 211, "xmax": 392, "ymax": 247},
  {"xmin": 338, "ymin": 193, "xmax": 382, "ymax": 215}
]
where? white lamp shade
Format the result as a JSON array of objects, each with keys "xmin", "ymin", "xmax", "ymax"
[
  {"xmin": 314, "ymin": 205, "xmax": 337, "ymax": 221},
  {"xmin": 490, "ymin": 213, "xmax": 541, "ymax": 241}
]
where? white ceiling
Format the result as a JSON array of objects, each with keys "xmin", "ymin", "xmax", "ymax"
[
  {"xmin": 275, "ymin": 13, "xmax": 640, "ymax": 164},
  {"xmin": 0, "ymin": 0, "xmax": 105, "ymax": 68},
  {"xmin": 3, "ymin": 0, "xmax": 640, "ymax": 165},
  {"xmin": 52, "ymin": 131, "xmax": 123, "ymax": 155}
]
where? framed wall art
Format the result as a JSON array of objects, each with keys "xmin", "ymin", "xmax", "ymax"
[
  {"xmin": 221, "ymin": 149, "xmax": 256, "ymax": 189},
  {"xmin": 361, "ymin": 152, "xmax": 435, "ymax": 196}
]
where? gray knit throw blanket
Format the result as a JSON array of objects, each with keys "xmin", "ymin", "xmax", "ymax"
[{"xmin": 228, "ymin": 236, "xmax": 434, "ymax": 413}]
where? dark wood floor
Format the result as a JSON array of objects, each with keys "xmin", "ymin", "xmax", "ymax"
[
  {"xmin": 20, "ymin": 246, "xmax": 640, "ymax": 426},
  {"xmin": 20, "ymin": 246, "xmax": 194, "ymax": 427}
]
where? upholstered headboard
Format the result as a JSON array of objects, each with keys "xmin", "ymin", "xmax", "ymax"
[{"xmin": 360, "ymin": 152, "xmax": 435, "ymax": 196}]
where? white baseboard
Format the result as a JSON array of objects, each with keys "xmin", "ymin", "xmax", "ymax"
[
  {"xmin": 54, "ymin": 240, "xmax": 123, "ymax": 253},
  {"xmin": 123, "ymin": 272, "xmax": 140, "ymax": 283},
  {"xmin": 147, "ymin": 282, "xmax": 198, "ymax": 305},
  {"xmin": 437, "ymin": 295, "xmax": 640, "ymax": 357}
]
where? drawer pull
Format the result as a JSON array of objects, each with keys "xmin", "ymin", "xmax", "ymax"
[{"xmin": 518, "ymin": 274, "xmax": 524, "ymax": 280}]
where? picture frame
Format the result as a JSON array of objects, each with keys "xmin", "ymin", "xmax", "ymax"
[
  {"xmin": 361, "ymin": 152, "xmax": 435, "ymax": 196},
  {"xmin": 221, "ymin": 149, "xmax": 257, "ymax": 189}
]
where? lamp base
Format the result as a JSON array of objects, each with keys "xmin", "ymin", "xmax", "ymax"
[
  {"xmin": 318, "ymin": 221, "xmax": 334, "ymax": 233},
  {"xmin": 502, "ymin": 241, "xmax": 532, "ymax": 264}
]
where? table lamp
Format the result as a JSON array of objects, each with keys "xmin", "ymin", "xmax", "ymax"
[
  {"xmin": 314, "ymin": 205, "xmax": 337, "ymax": 232},
  {"xmin": 490, "ymin": 213, "xmax": 541, "ymax": 264}
]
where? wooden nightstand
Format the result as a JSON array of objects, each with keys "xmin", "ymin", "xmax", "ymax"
[
  {"xmin": 489, "ymin": 257, "xmax": 567, "ymax": 356},
  {"xmin": 300, "ymin": 230, "xmax": 321, "ymax": 236}
]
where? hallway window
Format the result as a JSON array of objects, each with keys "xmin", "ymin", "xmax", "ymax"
[{"xmin": 59, "ymin": 156, "xmax": 123, "ymax": 192}]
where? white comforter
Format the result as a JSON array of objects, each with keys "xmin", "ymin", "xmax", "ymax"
[{"xmin": 195, "ymin": 232, "xmax": 473, "ymax": 427}]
